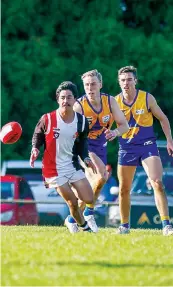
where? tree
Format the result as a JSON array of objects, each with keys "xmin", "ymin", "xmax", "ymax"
[{"xmin": 2, "ymin": 0, "xmax": 173, "ymax": 165}]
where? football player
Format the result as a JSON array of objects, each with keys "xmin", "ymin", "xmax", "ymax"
[
  {"xmin": 30, "ymin": 81, "xmax": 97, "ymax": 233},
  {"xmin": 115, "ymin": 65, "xmax": 173, "ymax": 235}
]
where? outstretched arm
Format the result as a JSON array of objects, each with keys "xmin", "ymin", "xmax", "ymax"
[
  {"xmin": 30, "ymin": 115, "xmax": 46, "ymax": 167},
  {"xmin": 104, "ymin": 96, "xmax": 129, "ymax": 141},
  {"xmin": 148, "ymin": 94, "xmax": 173, "ymax": 156}
]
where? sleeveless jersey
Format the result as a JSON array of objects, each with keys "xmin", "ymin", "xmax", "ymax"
[
  {"xmin": 115, "ymin": 89, "xmax": 156, "ymax": 149},
  {"xmin": 77, "ymin": 93, "xmax": 113, "ymax": 148},
  {"xmin": 42, "ymin": 110, "xmax": 86, "ymax": 178}
]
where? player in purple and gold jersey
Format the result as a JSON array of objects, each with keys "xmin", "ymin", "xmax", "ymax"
[
  {"xmin": 115, "ymin": 65, "xmax": 173, "ymax": 236},
  {"xmin": 69, "ymin": 69, "xmax": 129, "ymax": 232},
  {"xmin": 77, "ymin": 90, "xmax": 113, "ymax": 164}
]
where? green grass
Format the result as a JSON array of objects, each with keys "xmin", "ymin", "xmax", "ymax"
[{"xmin": 1, "ymin": 226, "xmax": 173, "ymax": 286}]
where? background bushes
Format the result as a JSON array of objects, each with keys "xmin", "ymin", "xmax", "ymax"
[{"xmin": 2, "ymin": 0, "xmax": 173, "ymax": 169}]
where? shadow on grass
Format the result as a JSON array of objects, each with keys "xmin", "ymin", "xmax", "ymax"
[{"xmin": 4, "ymin": 261, "xmax": 173, "ymax": 268}]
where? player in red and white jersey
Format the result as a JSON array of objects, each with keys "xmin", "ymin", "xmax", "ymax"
[{"xmin": 30, "ymin": 81, "xmax": 97, "ymax": 233}]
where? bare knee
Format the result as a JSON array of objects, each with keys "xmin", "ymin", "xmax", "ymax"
[
  {"xmin": 150, "ymin": 178, "xmax": 164, "ymax": 192},
  {"xmin": 83, "ymin": 192, "xmax": 94, "ymax": 205},
  {"xmin": 119, "ymin": 185, "xmax": 131, "ymax": 197},
  {"xmin": 67, "ymin": 198, "xmax": 78, "ymax": 210}
]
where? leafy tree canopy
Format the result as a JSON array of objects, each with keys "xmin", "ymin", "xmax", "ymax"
[{"xmin": 2, "ymin": 0, "xmax": 173, "ymax": 169}]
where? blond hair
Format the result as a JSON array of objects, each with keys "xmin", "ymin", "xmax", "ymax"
[
  {"xmin": 118, "ymin": 66, "xmax": 137, "ymax": 79},
  {"xmin": 81, "ymin": 69, "xmax": 102, "ymax": 83}
]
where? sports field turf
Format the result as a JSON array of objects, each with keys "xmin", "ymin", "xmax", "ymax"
[{"xmin": 1, "ymin": 226, "xmax": 173, "ymax": 286}]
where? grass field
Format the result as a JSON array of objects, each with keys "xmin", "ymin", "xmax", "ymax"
[{"xmin": 1, "ymin": 226, "xmax": 173, "ymax": 286}]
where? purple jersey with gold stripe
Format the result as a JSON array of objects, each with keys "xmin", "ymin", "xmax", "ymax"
[
  {"xmin": 77, "ymin": 93, "xmax": 113, "ymax": 163},
  {"xmin": 115, "ymin": 90, "xmax": 156, "ymax": 149}
]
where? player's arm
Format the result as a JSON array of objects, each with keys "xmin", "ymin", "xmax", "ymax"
[
  {"xmin": 73, "ymin": 101, "xmax": 83, "ymax": 114},
  {"xmin": 30, "ymin": 115, "xmax": 46, "ymax": 167},
  {"xmin": 104, "ymin": 96, "xmax": 129, "ymax": 141},
  {"xmin": 78, "ymin": 117, "xmax": 97, "ymax": 173},
  {"xmin": 148, "ymin": 94, "xmax": 173, "ymax": 156}
]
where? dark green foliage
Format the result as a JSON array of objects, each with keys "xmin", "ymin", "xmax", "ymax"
[{"xmin": 2, "ymin": 0, "xmax": 173, "ymax": 166}]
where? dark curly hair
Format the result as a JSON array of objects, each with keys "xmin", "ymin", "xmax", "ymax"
[{"xmin": 56, "ymin": 81, "xmax": 78, "ymax": 100}]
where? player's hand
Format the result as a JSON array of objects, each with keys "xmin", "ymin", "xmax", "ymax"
[
  {"xmin": 84, "ymin": 157, "xmax": 97, "ymax": 174},
  {"xmin": 104, "ymin": 128, "xmax": 119, "ymax": 141},
  {"xmin": 167, "ymin": 139, "xmax": 173, "ymax": 157},
  {"xmin": 30, "ymin": 148, "xmax": 40, "ymax": 168}
]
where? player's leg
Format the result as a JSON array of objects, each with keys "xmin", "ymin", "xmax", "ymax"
[
  {"xmin": 71, "ymin": 170, "xmax": 98, "ymax": 232},
  {"xmin": 57, "ymin": 182, "xmax": 92, "ymax": 233},
  {"xmin": 85, "ymin": 152, "xmax": 108, "ymax": 205},
  {"xmin": 142, "ymin": 155, "xmax": 173, "ymax": 236},
  {"xmin": 71, "ymin": 177, "xmax": 94, "ymax": 205},
  {"xmin": 75, "ymin": 161, "xmax": 95, "ymax": 210},
  {"xmin": 78, "ymin": 152, "xmax": 107, "ymax": 232},
  {"xmin": 117, "ymin": 165, "xmax": 136, "ymax": 234},
  {"xmin": 57, "ymin": 183, "xmax": 83, "ymax": 228}
]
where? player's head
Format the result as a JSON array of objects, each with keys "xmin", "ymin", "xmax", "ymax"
[
  {"xmin": 56, "ymin": 81, "xmax": 78, "ymax": 110},
  {"xmin": 81, "ymin": 69, "xmax": 102, "ymax": 100},
  {"xmin": 118, "ymin": 66, "xmax": 137, "ymax": 95}
]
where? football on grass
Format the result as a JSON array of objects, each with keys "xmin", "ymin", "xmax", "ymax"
[{"xmin": 0, "ymin": 122, "xmax": 22, "ymax": 144}]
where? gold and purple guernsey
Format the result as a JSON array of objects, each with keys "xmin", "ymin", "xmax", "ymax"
[
  {"xmin": 77, "ymin": 93, "xmax": 113, "ymax": 164},
  {"xmin": 115, "ymin": 89, "xmax": 159, "ymax": 166}
]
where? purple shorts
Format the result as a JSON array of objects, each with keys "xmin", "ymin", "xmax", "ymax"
[
  {"xmin": 89, "ymin": 145, "xmax": 107, "ymax": 165},
  {"xmin": 118, "ymin": 142, "xmax": 160, "ymax": 166}
]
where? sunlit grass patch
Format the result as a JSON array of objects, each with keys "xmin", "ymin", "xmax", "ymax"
[{"xmin": 1, "ymin": 226, "xmax": 173, "ymax": 286}]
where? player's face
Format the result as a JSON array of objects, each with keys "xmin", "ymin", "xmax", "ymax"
[
  {"xmin": 118, "ymin": 72, "xmax": 137, "ymax": 95},
  {"xmin": 58, "ymin": 90, "xmax": 76, "ymax": 110},
  {"xmin": 83, "ymin": 76, "xmax": 102, "ymax": 100}
]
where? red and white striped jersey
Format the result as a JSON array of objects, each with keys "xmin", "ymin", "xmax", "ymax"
[{"xmin": 32, "ymin": 109, "xmax": 89, "ymax": 178}]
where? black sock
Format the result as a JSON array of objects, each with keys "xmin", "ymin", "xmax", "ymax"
[{"xmin": 79, "ymin": 221, "xmax": 90, "ymax": 230}]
